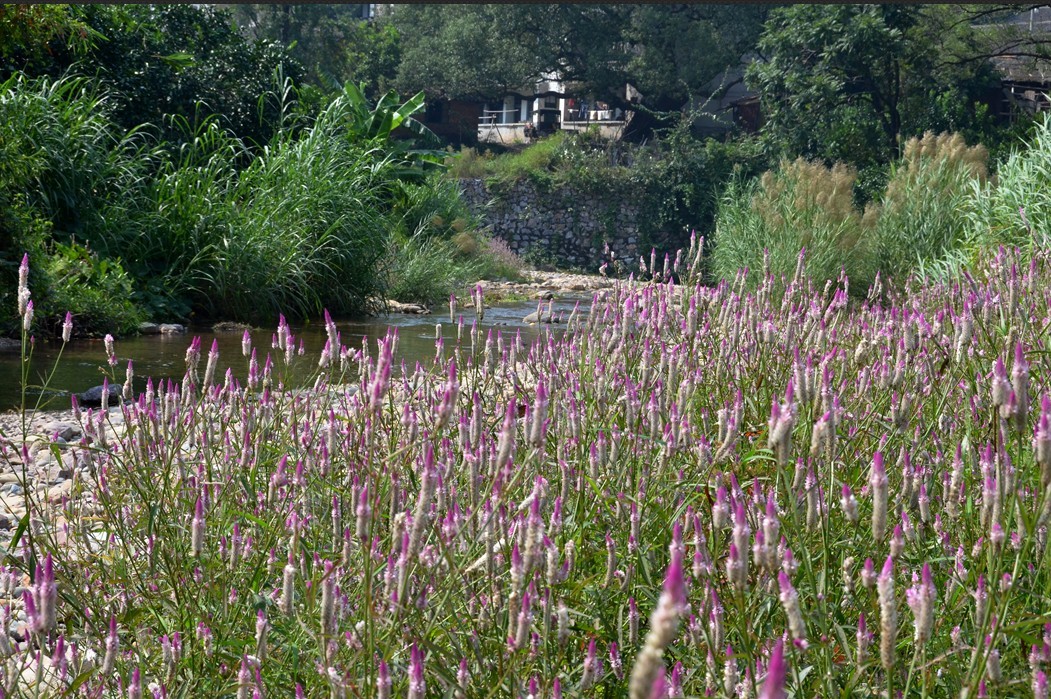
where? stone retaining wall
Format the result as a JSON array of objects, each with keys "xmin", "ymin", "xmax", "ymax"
[{"xmin": 459, "ymin": 178, "xmax": 642, "ymax": 271}]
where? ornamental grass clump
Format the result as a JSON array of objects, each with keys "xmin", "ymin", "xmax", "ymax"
[
  {"xmin": 7, "ymin": 243, "xmax": 1051, "ymax": 695},
  {"xmin": 711, "ymin": 157, "xmax": 876, "ymax": 292},
  {"xmin": 873, "ymin": 131, "xmax": 989, "ymax": 281}
]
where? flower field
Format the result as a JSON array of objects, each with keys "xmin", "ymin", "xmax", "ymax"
[{"xmin": 4, "ymin": 239, "xmax": 1051, "ymax": 698}]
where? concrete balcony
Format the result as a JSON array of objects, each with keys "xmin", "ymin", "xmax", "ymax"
[{"xmin": 478, "ymin": 119, "xmax": 628, "ymax": 145}]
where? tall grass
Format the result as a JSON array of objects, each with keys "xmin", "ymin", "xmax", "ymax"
[
  {"xmin": 0, "ymin": 73, "xmax": 156, "ymax": 333},
  {"xmin": 963, "ymin": 115, "xmax": 1051, "ymax": 256},
  {"xmin": 106, "ymin": 95, "xmax": 400, "ymax": 322},
  {"xmin": 874, "ymin": 132, "xmax": 988, "ymax": 281},
  {"xmin": 2, "ymin": 73, "xmax": 512, "ymax": 330},
  {"xmin": 712, "ymin": 132, "xmax": 990, "ymax": 293},
  {"xmin": 217, "ymin": 96, "xmax": 396, "ymax": 320},
  {"xmin": 711, "ymin": 158, "xmax": 875, "ymax": 291}
]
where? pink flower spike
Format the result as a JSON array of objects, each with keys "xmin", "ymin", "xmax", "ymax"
[
  {"xmin": 872, "ymin": 450, "xmax": 885, "ymax": 475},
  {"xmin": 647, "ymin": 667, "xmax": 668, "ymax": 699},
  {"xmin": 880, "ymin": 555, "xmax": 894, "ymax": 580},
  {"xmin": 760, "ymin": 638, "xmax": 787, "ymax": 699},
  {"xmin": 663, "ymin": 549, "xmax": 686, "ymax": 609},
  {"xmin": 408, "ymin": 643, "xmax": 425, "ymax": 699}
]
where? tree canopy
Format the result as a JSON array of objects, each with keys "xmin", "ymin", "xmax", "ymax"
[
  {"xmin": 1, "ymin": 4, "xmax": 301, "ymax": 147},
  {"xmin": 389, "ymin": 4, "xmax": 768, "ymax": 113},
  {"xmin": 749, "ymin": 4, "xmax": 1050, "ymax": 171},
  {"xmin": 218, "ymin": 4, "xmax": 400, "ymax": 98}
]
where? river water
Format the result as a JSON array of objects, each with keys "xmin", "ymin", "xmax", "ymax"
[{"xmin": 0, "ymin": 297, "xmax": 587, "ymax": 411}]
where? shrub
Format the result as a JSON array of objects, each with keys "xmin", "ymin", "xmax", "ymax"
[
  {"xmin": 445, "ymin": 145, "xmax": 494, "ymax": 179},
  {"xmin": 390, "ymin": 174, "xmax": 479, "ymax": 241},
  {"xmin": 385, "ymin": 229, "xmax": 523, "ymax": 307},
  {"xmin": 475, "ymin": 234, "xmax": 524, "ymax": 279},
  {"xmin": 40, "ymin": 242, "xmax": 144, "ymax": 336},
  {"xmin": 385, "ymin": 236, "xmax": 477, "ymax": 305}
]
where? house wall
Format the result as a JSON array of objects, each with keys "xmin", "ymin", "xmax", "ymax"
[
  {"xmin": 459, "ymin": 178, "xmax": 643, "ymax": 270},
  {"xmin": 421, "ymin": 100, "xmax": 482, "ymax": 146}
]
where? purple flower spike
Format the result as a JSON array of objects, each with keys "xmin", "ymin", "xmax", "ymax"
[
  {"xmin": 408, "ymin": 643, "xmax": 425, "ymax": 699},
  {"xmin": 377, "ymin": 659, "xmax": 391, "ymax": 696},
  {"xmin": 759, "ymin": 638, "xmax": 787, "ymax": 699},
  {"xmin": 129, "ymin": 667, "xmax": 142, "ymax": 699},
  {"xmin": 647, "ymin": 666, "xmax": 668, "ymax": 699},
  {"xmin": 664, "ymin": 549, "xmax": 686, "ymax": 609},
  {"xmin": 456, "ymin": 658, "xmax": 468, "ymax": 689}
]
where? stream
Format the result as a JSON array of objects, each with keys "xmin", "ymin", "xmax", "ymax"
[{"xmin": 0, "ymin": 297, "xmax": 587, "ymax": 411}]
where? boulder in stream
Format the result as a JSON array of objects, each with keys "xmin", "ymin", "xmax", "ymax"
[
  {"xmin": 523, "ymin": 310, "xmax": 561, "ymax": 324},
  {"xmin": 76, "ymin": 384, "xmax": 122, "ymax": 408}
]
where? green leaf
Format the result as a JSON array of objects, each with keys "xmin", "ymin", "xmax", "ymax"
[
  {"xmin": 64, "ymin": 669, "xmax": 95, "ymax": 695},
  {"xmin": 157, "ymin": 52, "xmax": 195, "ymax": 71},
  {"xmin": 7, "ymin": 512, "xmax": 29, "ymax": 554}
]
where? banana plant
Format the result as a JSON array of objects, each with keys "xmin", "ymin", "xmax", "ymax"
[{"xmin": 339, "ymin": 82, "xmax": 445, "ymax": 183}]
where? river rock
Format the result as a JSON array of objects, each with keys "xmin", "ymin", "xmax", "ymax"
[
  {"xmin": 213, "ymin": 321, "xmax": 253, "ymax": 333},
  {"xmin": 18, "ymin": 652, "xmax": 64, "ymax": 695},
  {"xmin": 40, "ymin": 421, "xmax": 79, "ymax": 442},
  {"xmin": 0, "ymin": 338, "xmax": 20, "ymax": 352},
  {"xmin": 76, "ymin": 384, "xmax": 121, "ymax": 407},
  {"xmin": 47, "ymin": 480, "xmax": 72, "ymax": 504},
  {"xmin": 387, "ymin": 300, "xmax": 431, "ymax": 315},
  {"xmin": 158, "ymin": 323, "xmax": 187, "ymax": 334},
  {"xmin": 138, "ymin": 322, "xmax": 161, "ymax": 335},
  {"xmin": 523, "ymin": 311, "xmax": 560, "ymax": 324}
]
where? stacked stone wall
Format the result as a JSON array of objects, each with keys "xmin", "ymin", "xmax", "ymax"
[{"xmin": 459, "ymin": 178, "xmax": 642, "ymax": 270}]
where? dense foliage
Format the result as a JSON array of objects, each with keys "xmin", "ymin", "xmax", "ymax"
[
  {"xmin": 749, "ymin": 6, "xmax": 1000, "ymax": 170},
  {"xmin": 2, "ymin": 4, "xmax": 302, "ymax": 148},
  {"xmin": 389, "ymin": 3, "xmax": 769, "ymax": 126},
  {"xmin": 0, "ymin": 4, "xmax": 534, "ymax": 338},
  {"xmin": 218, "ymin": 4, "xmax": 400, "ymax": 99},
  {"xmin": 0, "ymin": 71, "xmax": 514, "ymax": 336}
]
